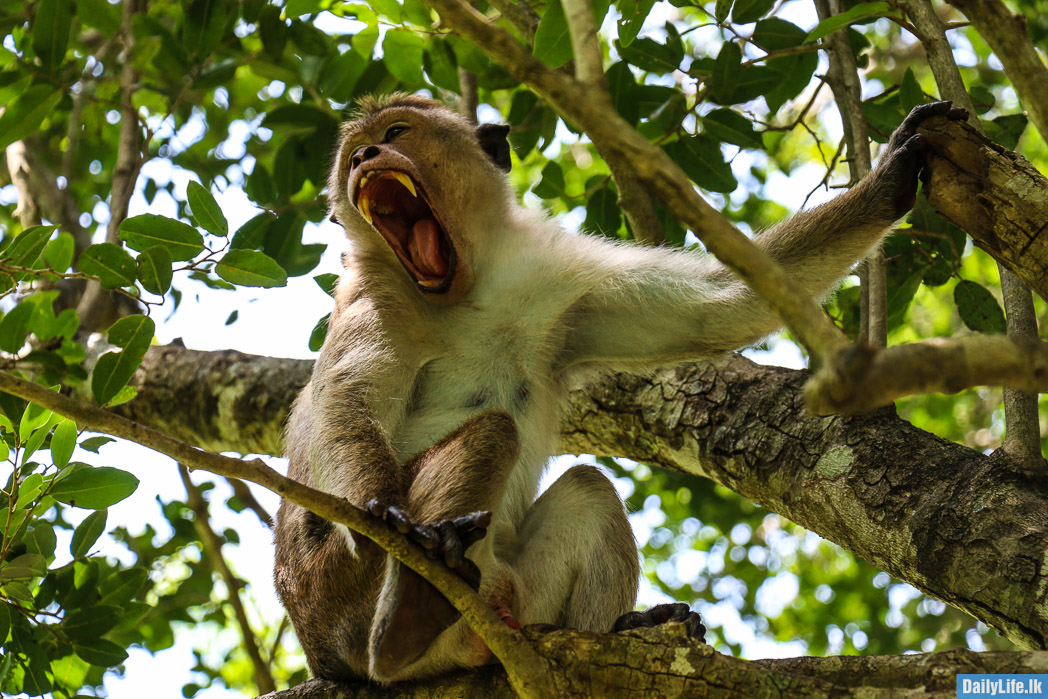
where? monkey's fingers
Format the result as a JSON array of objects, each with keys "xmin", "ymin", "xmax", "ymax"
[
  {"xmin": 408, "ymin": 522, "xmax": 439, "ymax": 550},
  {"xmin": 366, "ymin": 498, "xmax": 386, "ymax": 517},
  {"xmin": 612, "ymin": 603, "xmax": 707, "ymax": 643},
  {"xmin": 385, "ymin": 505, "xmax": 413, "ymax": 534},
  {"xmin": 435, "ymin": 521, "xmax": 465, "ymax": 569},
  {"xmin": 457, "ymin": 558, "xmax": 482, "ymax": 591}
]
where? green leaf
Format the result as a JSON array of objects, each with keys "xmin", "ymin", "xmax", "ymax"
[
  {"xmin": 0, "ymin": 553, "xmax": 46, "ymax": 579},
  {"xmin": 313, "ymin": 273, "xmax": 339, "ymax": 297},
  {"xmin": 954, "ymin": 280, "xmax": 1006, "ymax": 334},
  {"xmin": 383, "ymin": 29, "xmax": 424, "ymax": 85},
  {"xmin": 32, "ymin": 0, "xmax": 73, "ymax": 69},
  {"xmin": 74, "ymin": 639, "xmax": 129, "ymax": 667},
  {"xmin": 50, "ymin": 652, "xmax": 90, "ymax": 693},
  {"xmin": 616, "ymin": 35, "xmax": 684, "ymax": 73},
  {"xmin": 119, "ymin": 214, "xmax": 205, "ymax": 260},
  {"xmin": 22, "ymin": 645, "xmax": 52, "ymax": 695},
  {"xmin": 5, "ymin": 225, "xmax": 56, "ymax": 270},
  {"xmin": 968, "ymin": 85, "xmax": 995, "ymax": 115},
  {"xmin": 92, "ymin": 315, "xmax": 154, "ymax": 404},
  {"xmin": 732, "ymin": 0, "xmax": 774, "ymax": 23},
  {"xmin": 79, "ymin": 243, "xmax": 137, "ymax": 289},
  {"xmin": 584, "ymin": 187, "xmax": 622, "ymax": 238},
  {"xmin": 805, "ymin": 2, "xmax": 891, "ymax": 43},
  {"xmin": 79, "ymin": 436, "xmax": 114, "ymax": 454},
  {"xmin": 136, "ymin": 246, "xmax": 174, "ymax": 296},
  {"xmin": 23, "ymin": 412, "xmax": 61, "ymax": 463},
  {"xmin": 898, "ymin": 67, "xmax": 925, "ymax": 113},
  {"xmin": 668, "ymin": 135, "xmax": 738, "ymax": 193},
  {"xmin": 618, "ymin": 0, "xmax": 656, "ymax": 46},
  {"xmin": 533, "ymin": 162, "xmax": 566, "ymax": 199},
  {"xmin": 183, "ymin": 0, "xmax": 227, "ymax": 59},
  {"xmin": 0, "ymin": 86, "xmax": 62, "ymax": 153},
  {"xmin": 186, "ymin": 181, "xmax": 228, "ymax": 236},
  {"xmin": 70, "ymin": 510, "xmax": 107, "ymax": 558},
  {"xmin": 15, "ymin": 474, "xmax": 43, "ymax": 509},
  {"xmin": 0, "ymin": 302, "xmax": 34, "ymax": 354},
  {"xmin": 983, "ymin": 113, "xmax": 1028, "ymax": 150},
  {"xmin": 764, "ymin": 52, "xmax": 818, "ymax": 113},
  {"xmin": 715, "ymin": 0, "xmax": 733, "ymax": 23},
  {"xmin": 42, "ymin": 232, "xmax": 75, "ymax": 273},
  {"xmin": 107, "ymin": 385, "xmax": 138, "ymax": 408},
  {"xmin": 18, "ymin": 401, "xmax": 52, "ymax": 442},
  {"xmin": 64, "ymin": 604, "xmax": 120, "ymax": 640},
  {"xmin": 752, "ymin": 18, "xmax": 807, "ymax": 50},
  {"xmin": 703, "ymin": 109, "xmax": 762, "ymax": 149},
  {"xmin": 50, "ymin": 419, "xmax": 76, "ymax": 468},
  {"xmin": 98, "ymin": 567, "xmax": 148, "ymax": 606},
  {"xmin": 0, "ymin": 603, "xmax": 10, "ymax": 644},
  {"xmin": 215, "ymin": 250, "xmax": 288, "ymax": 288},
  {"xmin": 50, "ymin": 466, "xmax": 139, "ymax": 510},
  {"xmin": 533, "ymin": 0, "xmax": 572, "ymax": 68},
  {"xmin": 712, "ymin": 41, "xmax": 741, "ymax": 103},
  {"xmin": 225, "ymin": 310, "xmax": 238, "ymax": 325},
  {"xmin": 22, "ymin": 523, "xmax": 56, "ymax": 559},
  {"xmin": 308, "ymin": 313, "xmax": 330, "ymax": 352}
]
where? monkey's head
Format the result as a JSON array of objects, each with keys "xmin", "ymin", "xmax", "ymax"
[{"xmin": 328, "ymin": 94, "xmax": 513, "ymax": 304}]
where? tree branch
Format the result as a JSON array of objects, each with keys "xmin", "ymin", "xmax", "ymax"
[
  {"xmin": 179, "ymin": 465, "xmax": 277, "ymax": 695},
  {"xmin": 77, "ymin": 0, "xmax": 146, "ymax": 334},
  {"xmin": 898, "ymin": 0, "xmax": 1042, "ymax": 466},
  {"xmin": 0, "ymin": 370, "xmax": 552, "ymax": 698},
  {"xmin": 258, "ymin": 627, "xmax": 1048, "ymax": 698},
  {"xmin": 91, "ymin": 345, "xmax": 1048, "ymax": 649},
  {"xmin": 5, "ymin": 140, "xmax": 40, "ymax": 228},
  {"xmin": 804, "ymin": 334, "xmax": 1048, "ymax": 416}
]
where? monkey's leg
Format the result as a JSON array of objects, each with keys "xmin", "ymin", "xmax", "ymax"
[
  {"xmin": 368, "ymin": 411, "xmax": 520, "ymax": 681},
  {"xmin": 511, "ymin": 464, "xmax": 640, "ymax": 633}
]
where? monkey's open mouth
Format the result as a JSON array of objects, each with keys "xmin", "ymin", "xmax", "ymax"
[{"xmin": 354, "ymin": 171, "xmax": 455, "ymax": 292}]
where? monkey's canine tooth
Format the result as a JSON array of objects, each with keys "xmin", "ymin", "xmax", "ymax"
[
  {"xmin": 393, "ymin": 172, "xmax": 417, "ymax": 198},
  {"xmin": 359, "ymin": 196, "xmax": 373, "ymax": 225},
  {"xmin": 418, "ymin": 279, "xmax": 440, "ymax": 287}
]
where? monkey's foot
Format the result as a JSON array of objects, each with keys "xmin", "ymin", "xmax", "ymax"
[
  {"xmin": 366, "ymin": 500, "xmax": 490, "ymax": 588},
  {"xmin": 612, "ymin": 602, "xmax": 707, "ymax": 643}
]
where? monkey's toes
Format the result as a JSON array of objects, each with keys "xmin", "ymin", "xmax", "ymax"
[{"xmin": 612, "ymin": 603, "xmax": 707, "ymax": 642}]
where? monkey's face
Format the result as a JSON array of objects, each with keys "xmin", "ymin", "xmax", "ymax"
[{"xmin": 333, "ymin": 101, "xmax": 512, "ymax": 304}]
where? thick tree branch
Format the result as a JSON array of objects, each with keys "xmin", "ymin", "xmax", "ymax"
[
  {"xmin": 180, "ymin": 465, "xmax": 277, "ymax": 695},
  {"xmin": 99, "ymin": 345, "xmax": 1047, "ymax": 650},
  {"xmin": 258, "ymin": 627, "xmax": 1048, "ymax": 698},
  {"xmin": 422, "ymin": 0, "xmax": 848, "ymax": 361},
  {"xmin": 5, "ymin": 141, "xmax": 40, "ymax": 227},
  {"xmin": 814, "ymin": 0, "xmax": 886, "ymax": 347},
  {"xmin": 0, "ymin": 370, "xmax": 552, "ymax": 698},
  {"xmin": 916, "ymin": 116, "xmax": 1048, "ymax": 299},
  {"xmin": 899, "ymin": 0, "xmax": 1042, "ymax": 468}
]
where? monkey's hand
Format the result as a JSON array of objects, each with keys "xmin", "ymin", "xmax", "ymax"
[
  {"xmin": 366, "ymin": 499, "xmax": 491, "ymax": 590},
  {"xmin": 871, "ymin": 100, "xmax": 968, "ymax": 219},
  {"xmin": 612, "ymin": 602, "xmax": 707, "ymax": 643}
]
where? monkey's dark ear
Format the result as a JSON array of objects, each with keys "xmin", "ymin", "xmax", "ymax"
[{"xmin": 476, "ymin": 123, "xmax": 512, "ymax": 172}]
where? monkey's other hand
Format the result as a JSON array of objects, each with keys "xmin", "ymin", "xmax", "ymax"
[
  {"xmin": 366, "ymin": 500, "xmax": 491, "ymax": 589},
  {"xmin": 873, "ymin": 100, "xmax": 968, "ymax": 218},
  {"xmin": 612, "ymin": 602, "xmax": 707, "ymax": 643}
]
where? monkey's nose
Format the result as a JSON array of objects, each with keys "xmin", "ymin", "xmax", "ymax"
[{"xmin": 351, "ymin": 145, "xmax": 381, "ymax": 169}]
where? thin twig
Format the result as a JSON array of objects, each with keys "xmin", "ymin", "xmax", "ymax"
[{"xmin": 179, "ymin": 465, "xmax": 277, "ymax": 695}]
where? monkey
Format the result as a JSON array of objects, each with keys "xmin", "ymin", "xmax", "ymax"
[{"xmin": 273, "ymin": 94, "xmax": 967, "ymax": 683}]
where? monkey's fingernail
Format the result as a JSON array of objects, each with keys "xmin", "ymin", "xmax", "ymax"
[{"xmin": 393, "ymin": 172, "xmax": 417, "ymax": 198}]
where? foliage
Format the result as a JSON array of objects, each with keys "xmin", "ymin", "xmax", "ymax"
[{"xmin": 0, "ymin": 0, "xmax": 1039, "ymax": 694}]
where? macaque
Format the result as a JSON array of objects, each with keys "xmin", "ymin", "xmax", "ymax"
[{"xmin": 274, "ymin": 94, "xmax": 966, "ymax": 682}]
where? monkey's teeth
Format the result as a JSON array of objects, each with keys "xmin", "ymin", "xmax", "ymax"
[
  {"xmin": 359, "ymin": 197, "xmax": 373, "ymax": 224},
  {"xmin": 393, "ymin": 172, "xmax": 417, "ymax": 198},
  {"xmin": 418, "ymin": 279, "xmax": 441, "ymax": 287}
]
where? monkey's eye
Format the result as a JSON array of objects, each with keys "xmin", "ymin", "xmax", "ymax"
[{"xmin": 383, "ymin": 124, "xmax": 409, "ymax": 143}]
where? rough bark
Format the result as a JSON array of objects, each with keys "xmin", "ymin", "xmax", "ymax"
[
  {"xmin": 118, "ymin": 345, "xmax": 1048, "ymax": 651},
  {"xmin": 256, "ymin": 626, "xmax": 1048, "ymax": 698},
  {"xmin": 917, "ymin": 116, "xmax": 1048, "ymax": 300}
]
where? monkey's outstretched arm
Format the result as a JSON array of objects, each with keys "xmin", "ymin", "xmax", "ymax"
[{"xmin": 560, "ymin": 102, "xmax": 967, "ymax": 368}]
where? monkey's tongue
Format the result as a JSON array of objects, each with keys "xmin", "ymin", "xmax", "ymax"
[{"xmin": 409, "ymin": 218, "xmax": 447, "ymax": 278}]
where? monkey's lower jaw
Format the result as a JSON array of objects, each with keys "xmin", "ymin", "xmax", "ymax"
[{"xmin": 354, "ymin": 170, "xmax": 455, "ymax": 291}]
